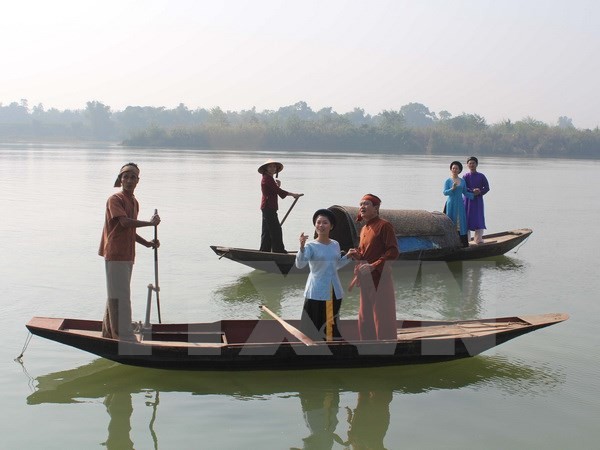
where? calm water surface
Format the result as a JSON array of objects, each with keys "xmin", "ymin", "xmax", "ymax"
[{"xmin": 1, "ymin": 143, "xmax": 599, "ymax": 449}]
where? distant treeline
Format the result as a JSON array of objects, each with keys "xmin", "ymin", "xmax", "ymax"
[{"xmin": 2, "ymin": 99, "xmax": 599, "ymax": 158}]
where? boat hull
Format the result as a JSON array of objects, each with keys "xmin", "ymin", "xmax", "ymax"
[
  {"xmin": 26, "ymin": 313, "xmax": 567, "ymax": 371},
  {"xmin": 210, "ymin": 228, "xmax": 532, "ymax": 274}
]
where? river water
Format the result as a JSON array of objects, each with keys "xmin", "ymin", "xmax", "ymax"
[{"xmin": 1, "ymin": 143, "xmax": 598, "ymax": 449}]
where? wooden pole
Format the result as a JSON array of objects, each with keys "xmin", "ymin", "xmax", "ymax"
[
  {"xmin": 279, "ymin": 197, "xmax": 299, "ymax": 226},
  {"xmin": 259, "ymin": 305, "xmax": 316, "ymax": 346},
  {"xmin": 153, "ymin": 209, "xmax": 162, "ymax": 324}
]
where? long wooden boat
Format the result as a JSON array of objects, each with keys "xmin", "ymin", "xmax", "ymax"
[
  {"xmin": 211, "ymin": 229, "xmax": 531, "ymax": 274},
  {"xmin": 26, "ymin": 311, "xmax": 567, "ymax": 371},
  {"xmin": 211, "ymin": 205, "xmax": 532, "ymax": 274}
]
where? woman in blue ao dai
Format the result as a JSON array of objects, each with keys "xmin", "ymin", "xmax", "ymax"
[
  {"xmin": 443, "ymin": 161, "xmax": 474, "ymax": 247},
  {"xmin": 295, "ymin": 209, "xmax": 357, "ymax": 340}
]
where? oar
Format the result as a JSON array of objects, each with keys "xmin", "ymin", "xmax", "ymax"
[
  {"xmin": 279, "ymin": 196, "xmax": 301, "ymax": 226},
  {"xmin": 153, "ymin": 209, "xmax": 162, "ymax": 324},
  {"xmin": 259, "ymin": 305, "xmax": 316, "ymax": 346}
]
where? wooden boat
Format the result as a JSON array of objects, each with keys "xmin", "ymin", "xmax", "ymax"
[
  {"xmin": 26, "ymin": 310, "xmax": 567, "ymax": 371},
  {"xmin": 211, "ymin": 205, "xmax": 532, "ymax": 274}
]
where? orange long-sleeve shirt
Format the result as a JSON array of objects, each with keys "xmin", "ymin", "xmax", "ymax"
[
  {"xmin": 99, "ymin": 191, "xmax": 139, "ymax": 261},
  {"xmin": 357, "ymin": 216, "xmax": 399, "ymax": 285}
]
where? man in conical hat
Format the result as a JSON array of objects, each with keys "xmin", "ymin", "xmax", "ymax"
[{"xmin": 257, "ymin": 159, "xmax": 303, "ymax": 253}]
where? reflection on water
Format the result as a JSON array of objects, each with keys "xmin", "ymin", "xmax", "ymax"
[
  {"xmin": 401, "ymin": 256, "xmax": 526, "ymax": 320},
  {"xmin": 294, "ymin": 390, "xmax": 341, "ymax": 450},
  {"xmin": 102, "ymin": 392, "xmax": 135, "ymax": 450},
  {"xmin": 212, "ymin": 256, "xmax": 526, "ymax": 321},
  {"xmin": 342, "ymin": 390, "xmax": 392, "ymax": 450},
  {"xmin": 294, "ymin": 389, "xmax": 392, "ymax": 450},
  {"xmin": 213, "ymin": 270, "xmax": 307, "ymax": 311},
  {"xmin": 26, "ymin": 354, "xmax": 563, "ymax": 449}
]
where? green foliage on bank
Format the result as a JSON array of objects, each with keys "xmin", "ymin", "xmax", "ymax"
[
  {"xmin": 124, "ymin": 116, "xmax": 600, "ymax": 159},
  {"xmin": 2, "ymin": 99, "xmax": 600, "ymax": 158}
]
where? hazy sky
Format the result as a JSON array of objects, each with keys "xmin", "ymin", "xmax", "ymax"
[{"xmin": 2, "ymin": 0, "xmax": 598, "ymax": 128}]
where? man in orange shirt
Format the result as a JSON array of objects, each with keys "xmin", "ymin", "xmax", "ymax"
[
  {"xmin": 350, "ymin": 194, "xmax": 399, "ymax": 340},
  {"xmin": 99, "ymin": 162, "xmax": 160, "ymax": 341}
]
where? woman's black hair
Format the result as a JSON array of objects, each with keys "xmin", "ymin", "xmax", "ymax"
[
  {"xmin": 312, "ymin": 208, "xmax": 336, "ymax": 228},
  {"xmin": 450, "ymin": 161, "xmax": 463, "ymax": 172}
]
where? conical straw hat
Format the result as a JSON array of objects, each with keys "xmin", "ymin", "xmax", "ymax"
[{"xmin": 258, "ymin": 159, "xmax": 284, "ymax": 174}]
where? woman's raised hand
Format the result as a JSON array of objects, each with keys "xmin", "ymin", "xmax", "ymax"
[{"xmin": 299, "ymin": 232, "xmax": 308, "ymax": 250}]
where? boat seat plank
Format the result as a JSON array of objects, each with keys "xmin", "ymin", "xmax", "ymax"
[
  {"xmin": 396, "ymin": 322, "xmax": 525, "ymax": 340},
  {"xmin": 141, "ymin": 340, "xmax": 226, "ymax": 348},
  {"xmin": 64, "ymin": 329, "xmax": 102, "ymax": 337},
  {"xmin": 149, "ymin": 331, "xmax": 228, "ymax": 344},
  {"xmin": 63, "ymin": 328, "xmax": 229, "ymax": 346},
  {"xmin": 470, "ymin": 240, "xmax": 498, "ymax": 245}
]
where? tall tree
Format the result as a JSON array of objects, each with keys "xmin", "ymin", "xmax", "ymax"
[
  {"xmin": 557, "ymin": 116, "xmax": 575, "ymax": 129},
  {"xmin": 447, "ymin": 113, "xmax": 487, "ymax": 132},
  {"xmin": 400, "ymin": 102, "xmax": 436, "ymax": 128},
  {"xmin": 438, "ymin": 110, "xmax": 452, "ymax": 121},
  {"xmin": 375, "ymin": 110, "xmax": 405, "ymax": 131},
  {"xmin": 85, "ymin": 101, "xmax": 115, "ymax": 139}
]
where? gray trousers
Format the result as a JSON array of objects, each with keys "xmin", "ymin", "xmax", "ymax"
[{"xmin": 102, "ymin": 261, "xmax": 135, "ymax": 340}]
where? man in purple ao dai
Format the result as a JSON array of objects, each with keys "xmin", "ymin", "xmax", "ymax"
[{"xmin": 463, "ymin": 156, "xmax": 490, "ymax": 244}]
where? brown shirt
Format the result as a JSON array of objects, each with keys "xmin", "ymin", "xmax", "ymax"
[
  {"xmin": 260, "ymin": 174, "xmax": 289, "ymax": 210},
  {"xmin": 357, "ymin": 216, "xmax": 399, "ymax": 284},
  {"xmin": 99, "ymin": 191, "xmax": 139, "ymax": 262}
]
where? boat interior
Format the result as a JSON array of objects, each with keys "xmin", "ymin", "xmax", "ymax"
[{"xmin": 32, "ymin": 315, "xmax": 541, "ymax": 348}]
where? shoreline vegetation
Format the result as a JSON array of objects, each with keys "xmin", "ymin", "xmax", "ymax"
[{"xmin": 1, "ymin": 99, "xmax": 599, "ymax": 158}]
